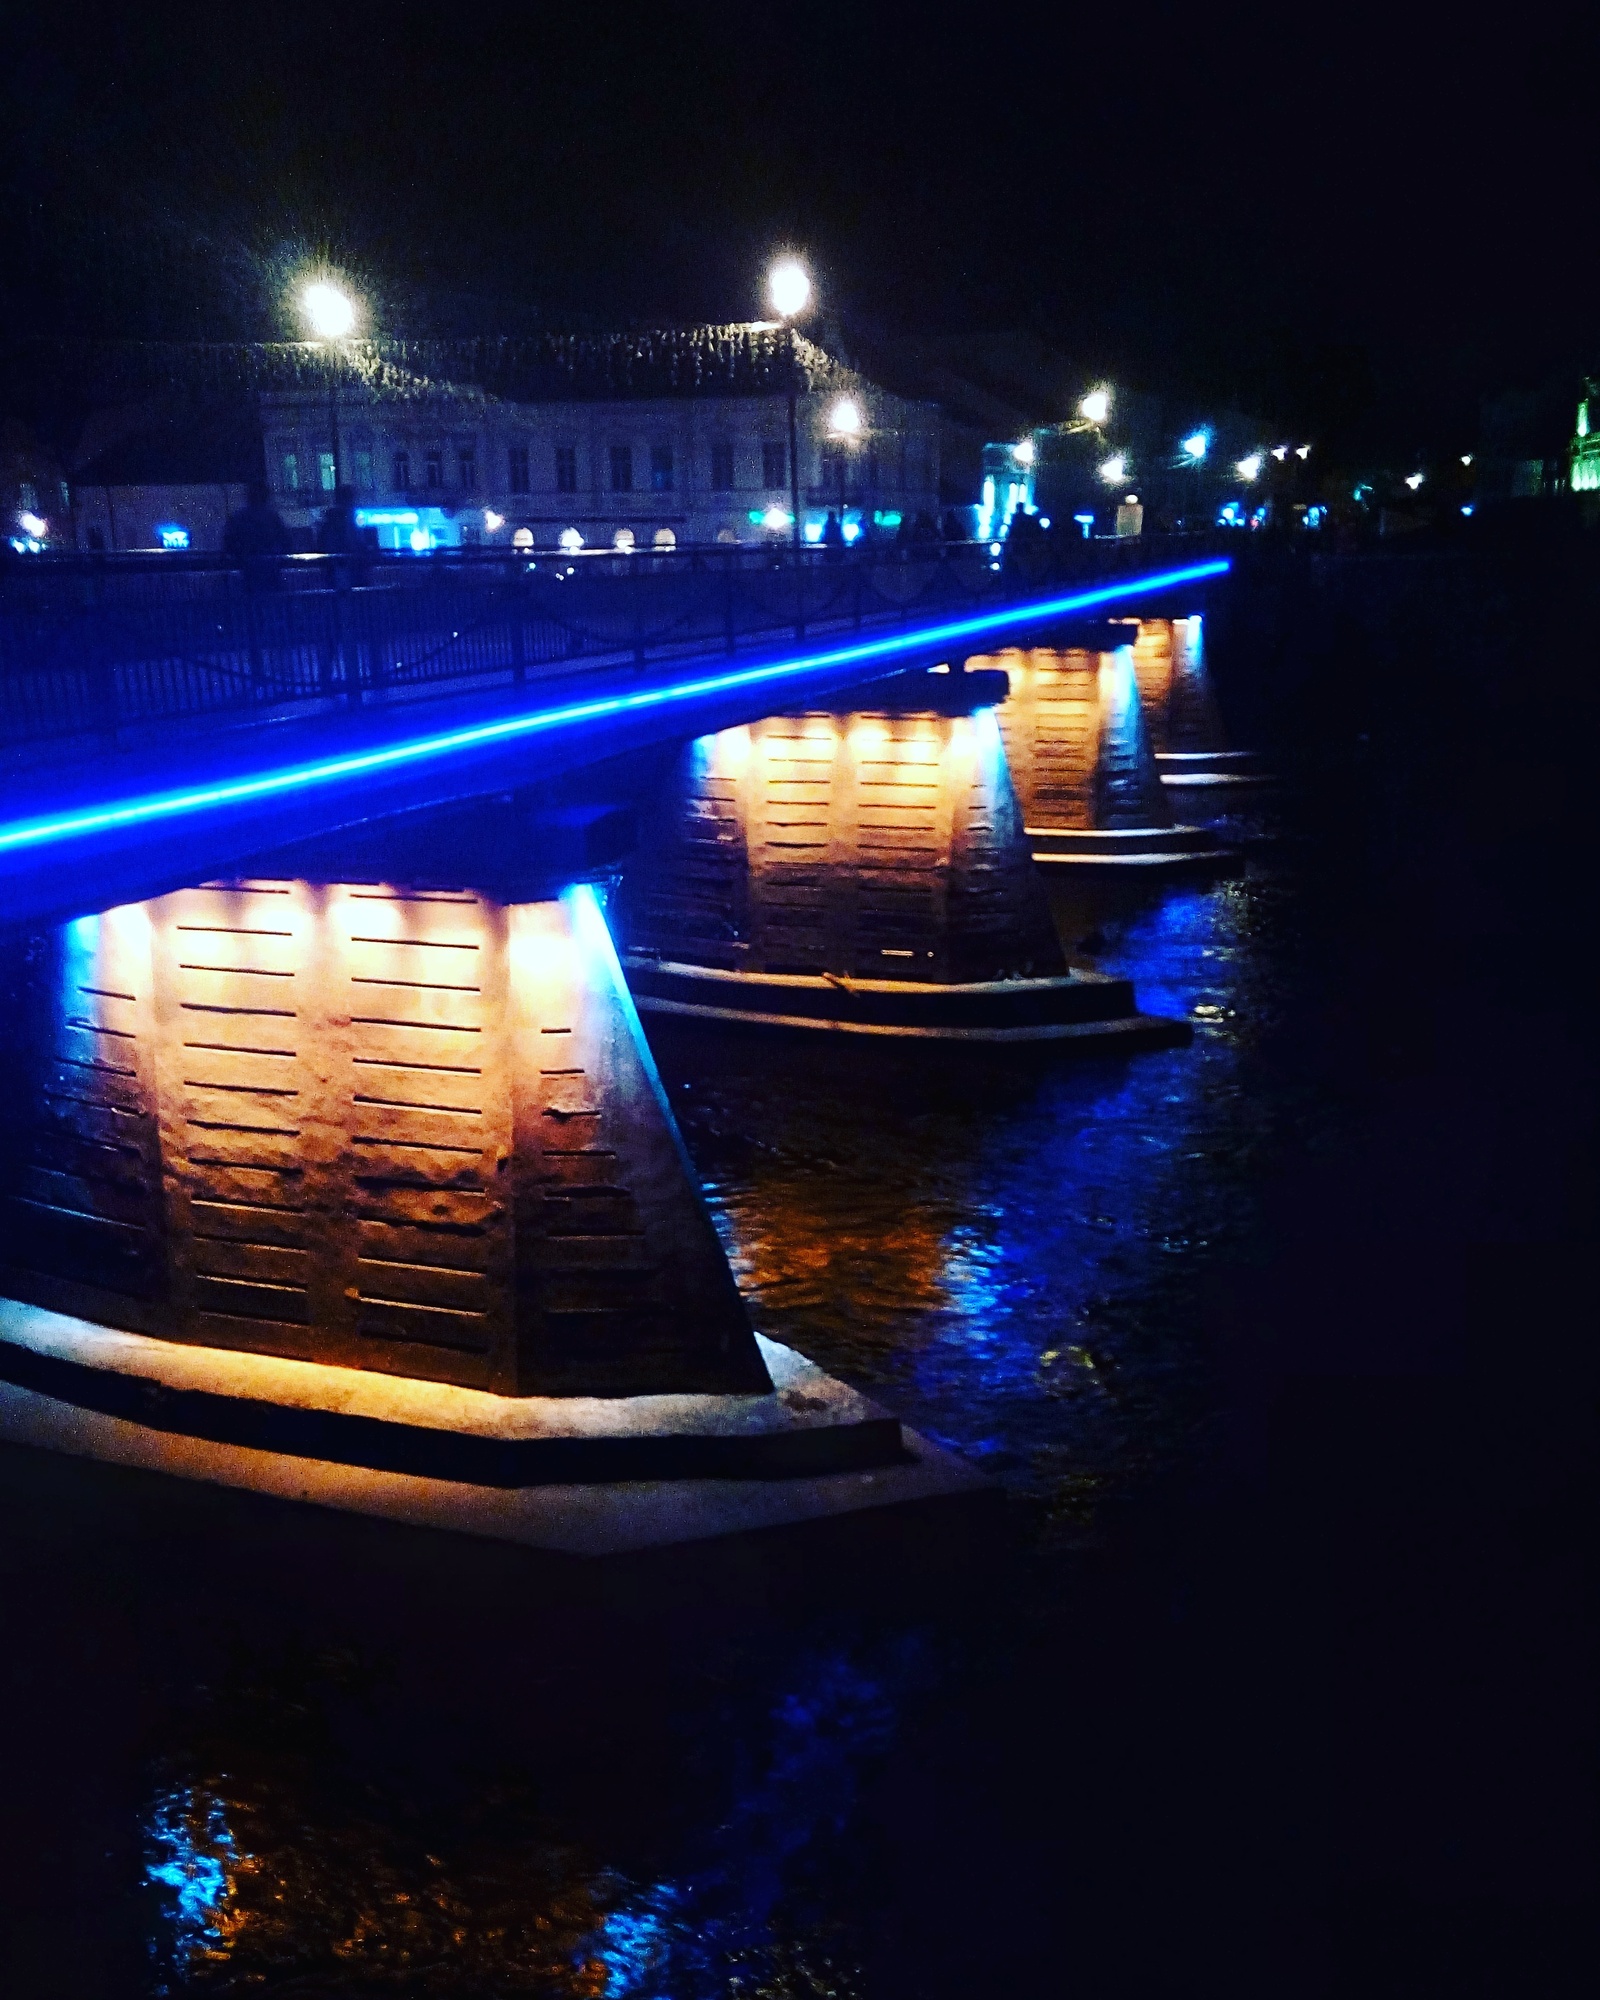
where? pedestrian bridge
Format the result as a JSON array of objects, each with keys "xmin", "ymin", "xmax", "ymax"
[{"xmin": 0, "ymin": 544, "xmax": 1229, "ymax": 927}]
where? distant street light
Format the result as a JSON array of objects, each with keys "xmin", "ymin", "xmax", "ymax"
[
  {"xmin": 297, "ymin": 277, "xmax": 361, "ymax": 493},
  {"xmin": 1405, "ymin": 472, "xmax": 1425, "ymax": 490},
  {"xmin": 828, "ymin": 397, "xmax": 863, "ymax": 436},
  {"xmin": 1182, "ymin": 431, "xmax": 1209, "ymax": 461},
  {"xmin": 766, "ymin": 256, "xmax": 812, "ymax": 553},
  {"xmin": 300, "ymin": 280, "xmax": 357, "ymax": 340},
  {"xmin": 767, "ymin": 258, "xmax": 812, "ymax": 320},
  {"xmin": 1237, "ymin": 453, "xmax": 1263, "ymax": 482},
  {"xmin": 1079, "ymin": 387, "xmax": 1111, "ymax": 426},
  {"xmin": 1014, "ymin": 437, "xmax": 1035, "ymax": 466},
  {"xmin": 826, "ymin": 396, "xmax": 864, "ymax": 519},
  {"xmin": 1098, "ymin": 454, "xmax": 1127, "ymax": 484}
]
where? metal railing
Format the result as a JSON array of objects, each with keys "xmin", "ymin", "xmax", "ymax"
[{"xmin": 0, "ymin": 536, "xmax": 1208, "ymax": 758}]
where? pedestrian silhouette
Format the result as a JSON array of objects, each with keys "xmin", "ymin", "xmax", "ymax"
[{"xmin": 223, "ymin": 480, "xmax": 289, "ymax": 592}]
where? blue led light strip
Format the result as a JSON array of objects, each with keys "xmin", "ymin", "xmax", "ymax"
[{"xmin": 0, "ymin": 560, "xmax": 1228, "ymax": 855}]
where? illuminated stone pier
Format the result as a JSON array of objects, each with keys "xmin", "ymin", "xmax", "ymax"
[
  {"xmin": 0, "ymin": 881, "xmax": 982, "ymax": 1552},
  {"xmin": 618, "ymin": 696, "xmax": 1186, "ymax": 1047},
  {"xmin": 973, "ymin": 636, "xmax": 1237, "ymax": 877},
  {"xmin": 1130, "ymin": 615, "xmax": 1271, "ymax": 791}
]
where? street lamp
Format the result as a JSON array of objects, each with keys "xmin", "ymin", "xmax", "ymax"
[
  {"xmin": 1181, "ymin": 431, "xmax": 1209, "ymax": 461},
  {"xmin": 297, "ymin": 278, "xmax": 360, "ymax": 492},
  {"xmin": 1237, "ymin": 453, "xmax": 1263, "ymax": 482},
  {"xmin": 826, "ymin": 396, "xmax": 864, "ymax": 525},
  {"xmin": 1098, "ymin": 453, "xmax": 1127, "ymax": 484},
  {"xmin": 766, "ymin": 256, "xmax": 812, "ymax": 553},
  {"xmin": 1079, "ymin": 387, "xmax": 1111, "ymax": 427}
]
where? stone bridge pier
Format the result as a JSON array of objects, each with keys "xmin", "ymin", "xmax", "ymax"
[{"xmin": 0, "ymin": 876, "xmax": 983, "ymax": 1553}]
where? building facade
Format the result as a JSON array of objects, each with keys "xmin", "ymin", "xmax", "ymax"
[{"xmin": 260, "ymin": 381, "xmax": 941, "ymax": 552}]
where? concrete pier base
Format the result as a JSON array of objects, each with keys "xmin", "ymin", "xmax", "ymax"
[
  {"xmin": 623, "ymin": 957, "xmax": 1189, "ymax": 1047},
  {"xmin": 0, "ymin": 1299, "xmax": 986, "ymax": 1556},
  {"xmin": 974, "ymin": 642, "xmax": 1241, "ymax": 880}
]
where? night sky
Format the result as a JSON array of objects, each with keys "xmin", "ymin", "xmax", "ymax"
[{"xmin": 5, "ymin": 2, "xmax": 1594, "ymax": 455}]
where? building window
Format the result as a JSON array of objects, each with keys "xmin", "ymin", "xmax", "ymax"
[
  {"xmin": 426, "ymin": 449, "xmax": 444, "ymax": 490},
  {"xmin": 650, "ymin": 445, "xmax": 674, "ymax": 493},
  {"xmin": 353, "ymin": 448, "xmax": 374, "ymax": 491},
  {"xmin": 762, "ymin": 441, "xmax": 786, "ymax": 489},
  {"xmin": 393, "ymin": 450, "xmax": 411, "ymax": 492},
  {"xmin": 711, "ymin": 439, "xmax": 735, "ymax": 492},
  {"xmin": 281, "ymin": 451, "xmax": 300, "ymax": 493},
  {"xmin": 508, "ymin": 445, "xmax": 531, "ymax": 493},
  {"xmin": 613, "ymin": 527, "xmax": 636, "ymax": 552},
  {"xmin": 653, "ymin": 526, "xmax": 677, "ymax": 550},
  {"xmin": 610, "ymin": 445, "xmax": 633, "ymax": 493},
  {"xmin": 318, "ymin": 451, "xmax": 337, "ymax": 493},
  {"xmin": 458, "ymin": 449, "xmax": 476, "ymax": 490},
  {"xmin": 555, "ymin": 445, "xmax": 577, "ymax": 493}
]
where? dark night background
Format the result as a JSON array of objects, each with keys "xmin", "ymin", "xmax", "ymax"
[{"xmin": 3, "ymin": 2, "xmax": 1595, "ymax": 456}]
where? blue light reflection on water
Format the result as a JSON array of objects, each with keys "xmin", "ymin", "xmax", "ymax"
[
  {"xmin": 143, "ymin": 1783, "xmax": 237, "ymax": 1990},
  {"xmin": 659, "ymin": 811, "xmax": 1304, "ymax": 1532}
]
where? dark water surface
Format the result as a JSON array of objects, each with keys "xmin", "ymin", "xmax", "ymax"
[{"xmin": 0, "ymin": 679, "xmax": 1592, "ymax": 1995}]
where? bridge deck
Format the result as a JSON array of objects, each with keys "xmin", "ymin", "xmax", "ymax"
[{"xmin": 0, "ymin": 557, "xmax": 1229, "ymax": 928}]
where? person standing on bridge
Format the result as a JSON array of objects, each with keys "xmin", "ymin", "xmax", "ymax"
[
  {"xmin": 223, "ymin": 481, "xmax": 290, "ymax": 592},
  {"xmin": 315, "ymin": 484, "xmax": 371, "ymax": 585}
]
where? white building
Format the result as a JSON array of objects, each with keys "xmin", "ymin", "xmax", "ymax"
[{"xmin": 259, "ymin": 324, "xmax": 942, "ymax": 552}]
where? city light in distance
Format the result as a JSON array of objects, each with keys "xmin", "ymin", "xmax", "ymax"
[
  {"xmin": 1014, "ymin": 438, "xmax": 1035, "ymax": 465},
  {"xmin": 767, "ymin": 257, "xmax": 812, "ymax": 319},
  {"xmin": 762, "ymin": 506, "xmax": 791, "ymax": 530},
  {"xmin": 1296, "ymin": 445, "xmax": 1311, "ymax": 459},
  {"xmin": 1182, "ymin": 432, "xmax": 1209, "ymax": 461},
  {"xmin": 1460, "ymin": 454, "xmax": 1474, "ymax": 466},
  {"xmin": 1405, "ymin": 472, "xmax": 1424, "ymax": 490},
  {"xmin": 559, "ymin": 527, "xmax": 585, "ymax": 551},
  {"xmin": 299, "ymin": 280, "xmax": 357, "ymax": 340},
  {"xmin": 828, "ymin": 397, "xmax": 863, "ymax": 437},
  {"xmin": 1079, "ymin": 388, "xmax": 1111, "ymax": 426},
  {"xmin": 1098, "ymin": 454, "xmax": 1127, "ymax": 484},
  {"xmin": 1237, "ymin": 454, "xmax": 1263, "ymax": 482},
  {"xmin": 1271, "ymin": 446, "xmax": 1288, "ymax": 461},
  {"xmin": 483, "ymin": 510, "xmax": 505, "ymax": 533},
  {"xmin": 17, "ymin": 511, "xmax": 47, "ymax": 538}
]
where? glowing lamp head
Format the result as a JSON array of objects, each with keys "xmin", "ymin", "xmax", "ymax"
[
  {"xmin": 828, "ymin": 397, "xmax": 863, "ymax": 438},
  {"xmin": 1098, "ymin": 454, "xmax": 1126, "ymax": 484},
  {"xmin": 17, "ymin": 510, "xmax": 47, "ymax": 538},
  {"xmin": 1296, "ymin": 444, "xmax": 1312, "ymax": 460},
  {"xmin": 558, "ymin": 527, "xmax": 584, "ymax": 552},
  {"xmin": 1237, "ymin": 453, "xmax": 1263, "ymax": 483},
  {"xmin": 299, "ymin": 280, "xmax": 357, "ymax": 340},
  {"xmin": 483, "ymin": 509, "xmax": 505, "ymax": 533},
  {"xmin": 1271, "ymin": 445, "xmax": 1288, "ymax": 461},
  {"xmin": 1014, "ymin": 437, "xmax": 1035, "ymax": 466},
  {"xmin": 1405, "ymin": 472, "xmax": 1424, "ymax": 491},
  {"xmin": 1079, "ymin": 388, "xmax": 1111, "ymax": 426},
  {"xmin": 767, "ymin": 258, "xmax": 812, "ymax": 319},
  {"xmin": 1182, "ymin": 431, "xmax": 1209, "ymax": 461}
]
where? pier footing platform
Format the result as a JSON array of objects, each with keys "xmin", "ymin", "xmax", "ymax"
[
  {"xmin": 0, "ymin": 1301, "xmax": 986, "ymax": 1557},
  {"xmin": 1025, "ymin": 824, "xmax": 1243, "ymax": 879},
  {"xmin": 1156, "ymin": 749, "xmax": 1275, "ymax": 790},
  {"xmin": 624, "ymin": 958, "xmax": 1190, "ymax": 1048}
]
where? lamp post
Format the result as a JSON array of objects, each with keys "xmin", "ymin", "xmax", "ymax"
[
  {"xmin": 827, "ymin": 395, "xmax": 863, "ymax": 532},
  {"xmin": 766, "ymin": 258, "xmax": 811, "ymax": 555},
  {"xmin": 299, "ymin": 279, "xmax": 359, "ymax": 493}
]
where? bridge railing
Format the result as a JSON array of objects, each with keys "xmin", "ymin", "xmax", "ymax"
[{"xmin": 0, "ymin": 536, "xmax": 1213, "ymax": 758}]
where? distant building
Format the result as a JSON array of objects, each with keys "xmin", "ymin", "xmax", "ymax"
[
  {"xmin": 68, "ymin": 401, "xmax": 262, "ymax": 552},
  {"xmin": 12, "ymin": 326, "xmax": 941, "ymax": 556},
  {"xmin": 1570, "ymin": 378, "xmax": 1600, "ymax": 494},
  {"xmin": 258, "ymin": 325, "xmax": 941, "ymax": 552}
]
